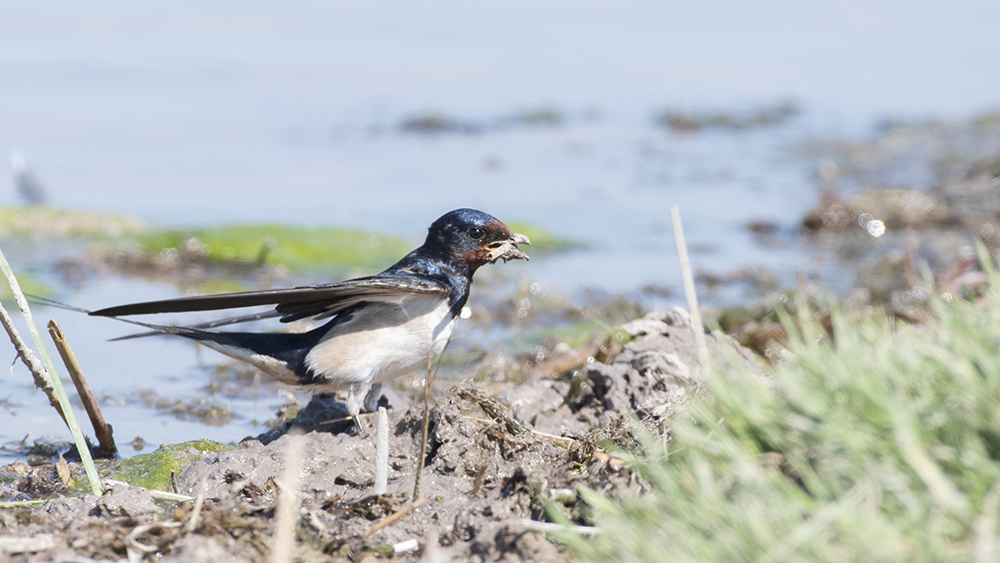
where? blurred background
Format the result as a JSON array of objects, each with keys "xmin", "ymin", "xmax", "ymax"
[{"xmin": 2, "ymin": 0, "xmax": 999, "ymax": 460}]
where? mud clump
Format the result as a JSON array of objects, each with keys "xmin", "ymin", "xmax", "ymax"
[{"xmin": 0, "ymin": 308, "xmax": 758, "ymax": 562}]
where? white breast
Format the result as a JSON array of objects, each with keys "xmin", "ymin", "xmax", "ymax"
[{"xmin": 302, "ymin": 294, "xmax": 458, "ymax": 390}]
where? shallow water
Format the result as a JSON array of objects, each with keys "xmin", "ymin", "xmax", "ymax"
[{"xmin": 1, "ymin": 1, "xmax": 998, "ymax": 463}]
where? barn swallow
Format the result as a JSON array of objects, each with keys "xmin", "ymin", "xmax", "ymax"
[{"xmin": 90, "ymin": 208, "xmax": 530, "ymax": 423}]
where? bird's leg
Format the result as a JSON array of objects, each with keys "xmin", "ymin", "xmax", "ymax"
[
  {"xmin": 347, "ymin": 380, "xmax": 377, "ymax": 437},
  {"xmin": 363, "ymin": 383, "xmax": 383, "ymax": 413},
  {"xmin": 352, "ymin": 415, "xmax": 367, "ymax": 437}
]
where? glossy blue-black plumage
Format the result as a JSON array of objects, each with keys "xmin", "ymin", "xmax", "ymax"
[{"xmin": 89, "ymin": 209, "xmax": 529, "ymax": 408}]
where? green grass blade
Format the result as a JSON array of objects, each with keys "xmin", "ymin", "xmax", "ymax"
[{"xmin": 0, "ymin": 247, "xmax": 102, "ymax": 495}]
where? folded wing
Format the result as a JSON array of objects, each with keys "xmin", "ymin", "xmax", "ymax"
[{"xmin": 89, "ymin": 274, "xmax": 450, "ymax": 323}]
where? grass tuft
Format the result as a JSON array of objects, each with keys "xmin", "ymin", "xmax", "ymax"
[{"xmin": 560, "ymin": 269, "xmax": 1000, "ymax": 562}]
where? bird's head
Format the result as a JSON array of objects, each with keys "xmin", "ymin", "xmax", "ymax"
[{"xmin": 423, "ymin": 208, "xmax": 531, "ymax": 272}]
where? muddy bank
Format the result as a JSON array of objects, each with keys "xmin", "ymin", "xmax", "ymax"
[
  {"xmin": 712, "ymin": 115, "xmax": 1000, "ymax": 356},
  {"xmin": 801, "ymin": 114, "xmax": 1000, "ymax": 294},
  {"xmin": 0, "ymin": 308, "xmax": 758, "ymax": 562}
]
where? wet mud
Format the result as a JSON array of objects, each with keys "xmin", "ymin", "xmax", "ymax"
[
  {"xmin": 715, "ymin": 114, "xmax": 1000, "ymax": 356},
  {"xmin": 0, "ymin": 308, "xmax": 758, "ymax": 562},
  {"xmin": 4, "ymin": 113, "xmax": 1000, "ymax": 562}
]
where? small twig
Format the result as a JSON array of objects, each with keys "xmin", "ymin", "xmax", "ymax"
[
  {"xmin": 413, "ymin": 327, "xmax": 456, "ymax": 502},
  {"xmin": 270, "ymin": 431, "xmax": 305, "ymax": 563},
  {"xmin": 361, "ymin": 499, "xmax": 428, "ymax": 539},
  {"xmin": 392, "ymin": 538, "xmax": 419, "ymax": 553},
  {"xmin": 0, "ymin": 302, "xmax": 64, "ymax": 423},
  {"xmin": 0, "ymin": 499, "xmax": 49, "ymax": 508},
  {"xmin": 503, "ymin": 518, "xmax": 601, "ymax": 536},
  {"xmin": 413, "ymin": 351, "xmax": 434, "ymax": 502},
  {"xmin": 374, "ymin": 407, "xmax": 389, "ymax": 495},
  {"xmin": 471, "ymin": 462, "xmax": 488, "ymax": 496},
  {"xmin": 103, "ymin": 479, "xmax": 195, "ymax": 502},
  {"xmin": 185, "ymin": 479, "xmax": 208, "ymax": 534},
  {"xmin": 0, "ymin": 247, "xmax": 102, "ymax": 495},
  {"xmin": 48, "ymin": 320, "xmax": 117, "ymax": 457},
  {"xmin": 319, "ymin": 415, "xmax": 355, "ymax": 426},
  {"xmin": 146, "ymin": 489, "xmax": 195, "ymax": 503},
  {"xmin": 463, "ymin": 415, "xmax": 576, "ymax": 449},
  {"xmin": 671, "ymin": 205, "xmax": 708, "ymax": 372},
  {"xmin": 529, "ymin": 430, "xmax": 576, "ymax": 448}
]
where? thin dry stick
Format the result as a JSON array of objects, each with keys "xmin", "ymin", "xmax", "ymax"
[
  {"xmin": 412, "ymin": 351, "xmax": 434, "ymax": 502},
  {"xmin": 374, "ymin": 406, "xmax": 389, "ymax": 495},
  {"xmin": 185, "ymin": 479, "xmax": 208, "ymax": 534},
  {"xmin": 463, "ymin": 415, "xmax": 576, "ymax": 449},
  {"xmin": 103, "ymin": 479, "xmax": 194, "ymax": 502},
  {"xmin": 670, "ymin": 205, "xmax": 708, "ymax": 371},
  {"xmin": 0, "ymin": 499, "xmax": 48, "ymax": 508},
  {"xmin": 270, "ymin": 431, "xmax": 305, "ymax": 563},
  {"xmin": 471, "ymin": 462, "xmax": 488, "ymax": 496},
  {"xmin": 412, "ymin": 330, "xmax": 456, "ymax": 502},
  {"xmin": 0, "ymin": 302, "xmax": 65, "ymax": 424},
  {"xmin": 0, "ymin": 248, "xmax": 102, "ymax": 495},
  {"xmin": 48, "ymin": 320, "xmax": 117, "ymax": 457},
  {"xmin": 503, "ymin": 518, "xmax": 601, "ymax": 536},
  {"xmin": 361, "ymin": 498, "xmax": 428, "ymax": 539}
]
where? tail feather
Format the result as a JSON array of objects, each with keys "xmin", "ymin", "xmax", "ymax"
[
  {"xmin": 107, "ymin": 317, "xmax": 331, "ymax": 382},
  {"xmin": 27, "ymin": 294, "xmax": 284, "ymax": 341},
  {"xmin": 184, "ymin": 325, "xmax": 326, "ymax": 373},
  {"xmin": 30, "ymin": 294, "xmax": 337, "ymax": 386}
]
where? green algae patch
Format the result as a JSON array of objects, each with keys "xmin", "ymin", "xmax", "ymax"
[
  {"xmin": 134, "ymin": 224, "xmax": 411, "ymax": 273},
  {"xmin": 505, "ymin": 222, "xmax": 582, "ymax": 253},
  {"xmin": 100, "ymin": 440, "xmax": 234, "ymax": 492},
  {"xmin": 0, "ymin": 206, "xmax": 143, "ymax": 239}
]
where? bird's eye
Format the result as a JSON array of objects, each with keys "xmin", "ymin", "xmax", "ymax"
[{"xmin": 468, "ymin": 227, "xmax": 485, "ymax": 240}]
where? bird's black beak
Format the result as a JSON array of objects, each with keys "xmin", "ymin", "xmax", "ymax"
[{"xmin": 484, "ymin": 233, "xmax": 531, "ymax": 263}]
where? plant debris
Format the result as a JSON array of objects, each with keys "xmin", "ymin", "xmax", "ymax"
[{"xmin": 0, "ymin": 307, "xmax": 755, "ymax": 562}]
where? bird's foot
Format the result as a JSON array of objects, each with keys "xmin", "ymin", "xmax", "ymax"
[{"xmin": 352, "ymin": 414, "xmax": 368, "ymax": 438}]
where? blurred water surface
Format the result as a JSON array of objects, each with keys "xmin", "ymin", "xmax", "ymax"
[{"xmin": 1, "ymin": 0, "xmax": 998, "ymax": 461}]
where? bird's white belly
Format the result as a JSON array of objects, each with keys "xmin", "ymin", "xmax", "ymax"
[{"xmin": 303, "ymin": 295, "xmax": 458, "ymax": 389}]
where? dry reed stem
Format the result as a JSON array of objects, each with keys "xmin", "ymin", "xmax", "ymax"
[
  {"xmin": 503, "ymin": 518, "xmax": 601, "ymax": 536},
  {"xmin": 0, "ymin": 247, "xmax": 102, "ymax": 495},
  {"xmin": 48, "ymin": 319, "xmax": 117, "ymax": 456},
  {"xmin": 412, "ymin": 327, "xmax": 455, "ymax": 502},
  {"xmin": 671, "ymin": 205, "xmax": 708, "ymax": 371},
  {"xmin": 185, "ymin": 479, "xmax": 208, "ymax": 534},
  {"xmin": 362, "ymin": 499, "xmax": 428, "ymax": 539},
  {"xmin": 413, "ymin": 351, "xmax": 434, "ymax": 502},
  {"xmin": 0, "ymin": 303, "xmax": 64, "ymax": 423},
  {"xmin": 270, "ymin": 431, "xmax": 305, "ymax": 563},
  {"xmin": 374, "ymin": 406, "xmax": 389, "ymax": 495}
]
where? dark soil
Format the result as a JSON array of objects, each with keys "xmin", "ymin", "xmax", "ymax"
[{"xmin": 0, "ymin": 308, "xmax": 759, "ymax": 562}]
